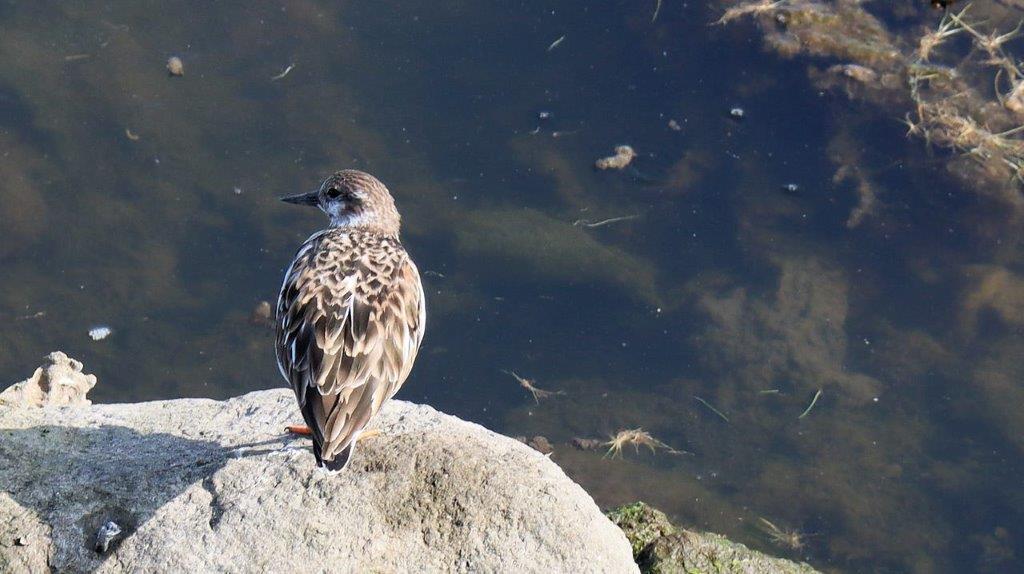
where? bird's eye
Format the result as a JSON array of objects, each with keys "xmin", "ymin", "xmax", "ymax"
[{"xmin": 325, "ymin": 187, "xmax": 341, "ymax": 199}]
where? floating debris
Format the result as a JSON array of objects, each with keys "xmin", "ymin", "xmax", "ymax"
[
  {"xmin": 64, "ymin": 53, "xmax": 91, "ymax": 62},
  {"xmin": 603, "ymin": 428, "xmax": 686, "ymax": 459},
  {"xmin": 595, "ymin": 145, "xmax": 637, "ymax": 170},
  {"xmin": 16, "ymin": 311, "xmax": 45, "ymax": 321},
  {"xmin": 547, "ymin": 35, "xmax": 566, "ymax": 52},
  {"xmin": 166, "ymin": 56, "xmax": 184, "ymax": 76},
  {"xmin": 781, "ymin": 183, "xmax": 800, "ymax": 194},
  {"xmin": 124, "ymin": 128, "xmax": 140, "ymax": 141},
  {"xmin": 651, "ymin": 0, "xmax": 663, "ymax": 23},
  {"xmin": 758, "ymin": 517, "xmax": 807, "ymax": 552},
  {"xmin": 537, "ymin": 110, "xmax": 552, "ymax": 121},
  {"xmin": 729, "ymin": 107, "xmax": 745, "ymax": 120},
  {"xmin": 502, "ymin": 370, "xmax": 565, "ymax": 403},
  {"xmin": 572, "ymin": 214, "xmax": 639, "ymax": 228},
  {"xmin": 88, "ymin": 326, "xmax": 112, "ymax": 341},
  {"xmin": 94, "ymin": 521, "xmax": 122, "ymax": 553},
  {"xmin": 798, "ymin": 389, "xmax": 823, "ymax": 419},
  {"xmin": 693, "ymin": 395, "xmax": 729, "ymax": 422},
  {"xmin": 271, "ymin": 63, "xmax": 295, "ymax": 81},
  {"xmin": 668, "ymin": 119, "xmax": 682, "ymax": 131}
]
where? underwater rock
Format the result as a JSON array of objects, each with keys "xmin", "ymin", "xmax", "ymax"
[
  {"xmin": 0, "ymin": 388, "xmax": 636, "ymax": 573},
  {"xmin": 572, "ymin": 437, "xmax": 604, "ymax": 451},
  {"xmin": 0, "ymin": 351, "xmax": 97, "ymax": 407},
  {"xmin": 608, "ymin": 502, "xmax": 819, "ymax": 574},
  {"xmin": 516, "ymin": 435, "xmax": 554, "ymax": 454}
]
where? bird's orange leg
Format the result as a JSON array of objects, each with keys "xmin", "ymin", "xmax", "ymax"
[{"xmin": 286, "ymin": 425, "xmax": 313, "ymax": 436}]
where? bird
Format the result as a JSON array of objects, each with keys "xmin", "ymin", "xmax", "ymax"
[{"xmin": 275, "ymin": 169, "xmax": 426, "ymax": 471}]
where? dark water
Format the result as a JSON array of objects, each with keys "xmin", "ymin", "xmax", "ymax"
[{"xmin": 2, "ymin": 1, "xmax": 1023, "ymax": 571}]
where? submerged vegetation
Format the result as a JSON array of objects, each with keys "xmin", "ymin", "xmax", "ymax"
[{"xmin": 718, "ymin": 0, "xmax": 1024, "ymax": 205}]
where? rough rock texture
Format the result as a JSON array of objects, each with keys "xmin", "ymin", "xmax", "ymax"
[
  {"xmin": 608, "ymin": 503, "xmax": 819, "ymax": 574},
  {"xmin": 0, "ymin": 387, "xmax": 637, "ymax": 573},
  {"xmin": 0, "ymin": 352, "xmax": 96, "ymax": 408}
]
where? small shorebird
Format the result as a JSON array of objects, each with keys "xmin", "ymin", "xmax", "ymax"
[{"xmin": 276, "ymin": 170, "xmax": 426, "ymax": 470}]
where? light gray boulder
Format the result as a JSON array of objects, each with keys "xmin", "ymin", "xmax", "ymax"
[
  {"xmin": 0, "ymin": 369, "xmax": 637, "ymax": 573},
  {"xmin": 0, "ymin": 352, "xmax": 96, "ymax": 408}
]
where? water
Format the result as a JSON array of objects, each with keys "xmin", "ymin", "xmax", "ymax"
[{"xmin": 2, "ymin": 1, "xmax": 1023, "ymax": 571}]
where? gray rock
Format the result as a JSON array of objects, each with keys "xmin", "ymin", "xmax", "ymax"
[
  {"xmin": 0, "ymin": 386, "xmax": 637, "ymax": 573},
  {"xmin": 0, "ymin": 351, "xmax": 97, "ymax": 408}
]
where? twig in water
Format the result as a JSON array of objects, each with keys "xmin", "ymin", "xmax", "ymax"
[
  {"xmin": 798, "ymin": 389, "xmax": 823, "ymax": 419},
  {"xmin": 758, "ymin": 389, "xmax": 780, "ymax": 395},
  {"xmin": 573, "ymin": 214, "xmax": 639, "ymax": 228},
  {"xmin": 547, "ymin": 35, "xmax": 566, "ymax": 52},
  {"xmin": 271, "ymin": 64, "xmax": 295, "ymax": 81},
  {"xmin": 694, "ymin": 396, "xmax": 729, "ymax": 422},
  {"xmin": 502, "ymin": 370, "xmax": 565, "ymax": 403},
  {"xmin": 652, "ymin": 0, "xmax": 663, "ymax": 22}
]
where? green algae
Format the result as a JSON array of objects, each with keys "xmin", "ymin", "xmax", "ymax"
[{"xmin": 608, "ymin": 502, "xmax": 820, "ymax": 574}]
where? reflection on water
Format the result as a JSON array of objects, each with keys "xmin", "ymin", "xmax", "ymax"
[{"xmin": 2, "ymin": 1, "xmax": 1023, "ymax": 571}]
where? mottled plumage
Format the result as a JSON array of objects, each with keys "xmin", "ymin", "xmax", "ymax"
[{"xmin": 276, "ymin": 170, "xmax": 425, "ymax": 470}]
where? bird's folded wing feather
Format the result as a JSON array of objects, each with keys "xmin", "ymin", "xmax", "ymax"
[{"xmin": 276, "ymin": 235, "xmax": 425, "ymax": 458}]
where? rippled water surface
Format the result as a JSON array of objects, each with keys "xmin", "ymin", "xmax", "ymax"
[{"xmin": 3, "ymin": 1, "xmax": 1024, "ymax": 571}]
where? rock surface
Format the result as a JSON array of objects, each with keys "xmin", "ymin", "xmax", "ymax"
[
  {"xmin": 0, "ymin": 352, "xmax": 97, "ymax": 408},
  {"xmin": 0, "ymin": 386, "xmax": 638, "ymax": 573},
  {"xmin": 608, "ymin": 502, "xmax": 820, "ymax": 574}
]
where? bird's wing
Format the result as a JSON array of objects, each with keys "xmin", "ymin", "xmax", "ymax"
[{"xmin": 276, "ymin": 234, "xmax": 425, "ymax": 462}]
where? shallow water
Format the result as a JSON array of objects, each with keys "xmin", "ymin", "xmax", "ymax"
[{"xmin": 2, "ymin": 1, "xmax": 1023, "ymax": 571}]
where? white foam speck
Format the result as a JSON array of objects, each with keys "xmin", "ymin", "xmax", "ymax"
[{"xmin": 88, "ymin": 326, "xmax": 112, "ymax": 341}]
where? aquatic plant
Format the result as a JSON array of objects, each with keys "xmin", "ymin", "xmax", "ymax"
[
  {"xmin": 757, "ymin": 517, "xmax": 808, "ymax": 552},
  {"xmin": 717, "ymin": 0, "xmax": 1024, "ymax": 204}
]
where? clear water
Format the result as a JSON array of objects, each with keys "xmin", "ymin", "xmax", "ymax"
[{"xmin": 2, "ymin": 1, "xmax": 1022, "ymax": 571}]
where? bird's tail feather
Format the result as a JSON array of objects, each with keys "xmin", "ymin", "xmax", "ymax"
[{"xmin": 319, "ymin": 442, "xmax": 354, "ymax": 471}]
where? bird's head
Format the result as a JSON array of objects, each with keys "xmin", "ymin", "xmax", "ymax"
[{"xmin": 281, "ymin": 170, "xmax": 400, "ymax": 234}]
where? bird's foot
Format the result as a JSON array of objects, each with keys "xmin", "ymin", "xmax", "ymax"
[{"xmin": 286, "ymin": 425, "xmax": 313, "ymax": 436}]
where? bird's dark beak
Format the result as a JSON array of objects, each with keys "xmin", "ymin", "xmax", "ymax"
[{"xmin": 280, "ymin": 190, "xmax": 320, "ymax": 206}]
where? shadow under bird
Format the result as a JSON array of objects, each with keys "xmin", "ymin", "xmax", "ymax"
[{"xmin": 276, "ymin": 170, "xmax": 426, "ymax": 471}]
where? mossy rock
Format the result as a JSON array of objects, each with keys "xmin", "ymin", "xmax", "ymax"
[{"xmin": 607, "ymin": 502, "xmax": 820, "ymax": 574}]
